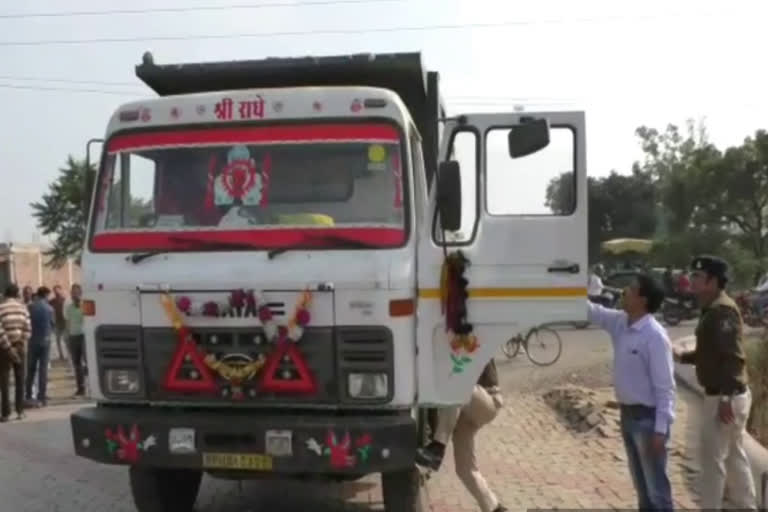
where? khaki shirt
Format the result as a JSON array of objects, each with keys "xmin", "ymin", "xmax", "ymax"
[{"xmin": 680, "ymin": 292, "xmax": 748, "ymax": 393}]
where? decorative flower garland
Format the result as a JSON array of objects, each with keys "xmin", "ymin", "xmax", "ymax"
[
  {"xmin": 258, "ymin": 290, "xmax": 312, "ymax": 343},
  {"xmin": 159, "ymin": 290, "xmax": 317, "ymax": 397},
  {"xmin": 440, "ymin": 251, "xmax": 479, "ymax": 374}
]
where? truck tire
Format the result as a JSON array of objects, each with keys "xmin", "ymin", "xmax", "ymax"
[
  {"xmin": 129, "ymin": 466, "xmax": 202, "ymax": 512},
  {"xmin": 382, "ymin": 467, "xmax": 427, "ymax": 512}
]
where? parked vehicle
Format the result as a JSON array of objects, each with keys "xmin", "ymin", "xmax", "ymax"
[
  {"xmin": 69, "ymin": 51, "xmax": 588, "ymax": 512},
  {"xmin": 661, "ymin": 295, "xmax": 697, "ymax": 326},
  {"xmin": 736, "ymin": 292, "xmax": 768, "ymax": 328}
]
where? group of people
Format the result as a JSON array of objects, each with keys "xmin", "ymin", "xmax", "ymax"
[
  {"xmin": 0, "ymin": 282, "xmax": 86, "ymax": 422},
  {"xmin": 415, "ymin": 254, "xmax": 757, "ymax": 511}
]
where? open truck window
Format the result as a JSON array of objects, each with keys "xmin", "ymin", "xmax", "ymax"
[{"xmin": 90, "ymin": 122, "xmax": 409, "ymax": 252}]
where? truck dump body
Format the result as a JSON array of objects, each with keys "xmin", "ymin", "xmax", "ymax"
[{"xmin": 135, "ymin": 51, "xmax": 443, "ymax": 184}]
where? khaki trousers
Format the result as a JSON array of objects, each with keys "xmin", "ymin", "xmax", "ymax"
[
  {"xmin": 699, "ymin": 389, "xmax": 757, "ymax": 509},
  {"xmin": 434, "ymin": 385, "xmax": 504, "ymax": 512}
]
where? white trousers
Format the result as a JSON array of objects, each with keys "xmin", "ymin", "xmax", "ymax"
[
  {"xmin": 434, "ymin": 385, "xmax": 504, "ymax": 512},
  {"xmin": 699, "ymin": 389, "xmax": 758, "ymax": 509}
]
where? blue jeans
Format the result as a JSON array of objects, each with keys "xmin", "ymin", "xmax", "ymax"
[
  {"xmin": 620, "ymin": 406, "xmax": 673, "ymax": 510},
  {"xmin": 25, "ymin": 343, "xmax": 50, "ymax": 402}
]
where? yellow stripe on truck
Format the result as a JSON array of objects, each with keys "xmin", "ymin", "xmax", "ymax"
[{"xmin": 417, "ymin": 287, "xmax": 587, "ymax": 299}]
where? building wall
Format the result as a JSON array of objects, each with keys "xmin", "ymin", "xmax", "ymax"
[{"xmin": 2, "ymin": 244, "xmax": 82, "ymax": 292}]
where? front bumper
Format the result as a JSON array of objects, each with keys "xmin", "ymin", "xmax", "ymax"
[{"xmin": 71, "ymin": 405, "xmax": 416, "ymax": 475}]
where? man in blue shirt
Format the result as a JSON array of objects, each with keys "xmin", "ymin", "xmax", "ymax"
[
  {"xmin": 26, "ymin": 286, "xmax": 54, "ymax": 407},
  {"xmin": 588, "ymin": 273, "xmax": 676, "ymax": 510}
]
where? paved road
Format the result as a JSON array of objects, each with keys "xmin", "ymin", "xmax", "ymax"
[{"xmin": 0, "ymin": 322, "xmax": 698, "ymax": 512}]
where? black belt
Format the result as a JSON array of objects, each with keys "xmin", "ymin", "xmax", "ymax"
[{"xmin": 704, "ymin": 384, "xmax": 747, "ymax": 396}]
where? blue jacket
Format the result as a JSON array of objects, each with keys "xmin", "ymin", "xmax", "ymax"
[{"xmin": 28, "ymin": 298, "xmax": 54, "ymax": 346}]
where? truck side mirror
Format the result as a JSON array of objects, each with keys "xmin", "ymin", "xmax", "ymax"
[
  {"xmin": 437, "ymin": 161, "xmax": 462, "ymax": 232},
  {"xmin": 84, "ymin": 138, "xmax": 104, "ymax": 222},
  {"xmin": 508, "ymin": 118, "xmax": 550, "ymax": 158}
]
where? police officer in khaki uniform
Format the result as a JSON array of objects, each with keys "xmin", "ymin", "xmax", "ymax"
[
  {"xmin": 674, "ymin": 255, "xmax": 758, "ymax": 509},
  {"xmin": 415, "ymin": 360, "xmax": 507, "ymax": 512}
]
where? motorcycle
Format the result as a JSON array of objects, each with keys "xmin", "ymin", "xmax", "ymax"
[
  {"xmin": 662, "ymin": 294, "xmax": 697, "ymax": 326},
  {"xmin": 736, "ymin": 292, "xmax": 768, "ymax": 328}
]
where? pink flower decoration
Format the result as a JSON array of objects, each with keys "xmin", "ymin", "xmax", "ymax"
[
  {"xmin": 277, "ymin": 325, "xmax": 288, "ymax": 337},
  {"xmin": 258, "ymin": 306, "xmax": 272, "ymax": 322},
  {"xmin": 295, "ymin": 308, "xmax": 311, "ymax": 326},
  {"xmin": 202, "ymin": 301, "xmax": 219, "ymax": 317},
  {"xmin": 229, "ymin": 289, "xmax": 246, "ymax": 308},
  {"xmin": 246, "ymin": 290, "xmax": 257, "ymax": 309},
  {"xmin": 176, "ymin": 296, "xmax": 191, "ymax": 313}
]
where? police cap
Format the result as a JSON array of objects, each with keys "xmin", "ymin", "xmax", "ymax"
[{"xmin": 690, "ymin": 255, "xmax": 729, "ymax": 279}]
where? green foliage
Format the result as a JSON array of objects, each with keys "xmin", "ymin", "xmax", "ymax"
[
  {"xmin": 30, "ymin": 156, "xmax": 93, "ymax": 268},
  {"xmin": 31, "ymin": 155, "xmax": 154, "ymax": 267},
  {"xmin": 545, "ymin": 169, "xmax": 656, "ymax": 263}
]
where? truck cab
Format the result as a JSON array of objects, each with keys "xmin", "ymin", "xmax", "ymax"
[{"xmin": 70, "ymin": 52, "xmax": 587, "ymax": 512}]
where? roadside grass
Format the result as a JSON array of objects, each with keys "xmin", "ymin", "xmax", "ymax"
[{"xmin": 747, "ymin": 330, "xmax": 768, "ymax": 444}]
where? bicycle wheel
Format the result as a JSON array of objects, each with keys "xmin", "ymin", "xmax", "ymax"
[
  {"xmin": 524, "ymin": 327, "xmax": 563, "ymax": 367},
  {"xmin": 502, "ymin": 336, "xmax": 522, "ymax": 359}
]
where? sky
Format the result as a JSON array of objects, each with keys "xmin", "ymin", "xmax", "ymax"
[{"xmin": 1, "ymin": 0, "xmax": 767, "ymax": 243}]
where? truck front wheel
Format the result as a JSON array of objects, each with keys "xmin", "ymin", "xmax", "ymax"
[
  {"xmin": 381, "ymin": 467, "xmax": 426, "ymax": 512},
  {"xmin": 129, "ymin": 466, "xmax": 202, "ymax": 512}
]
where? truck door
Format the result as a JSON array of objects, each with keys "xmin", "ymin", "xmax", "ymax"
[{"xmin": 416, "ymin": 111, "xmax": 587, "ymax": 405}]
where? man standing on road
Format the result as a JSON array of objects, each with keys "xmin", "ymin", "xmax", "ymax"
[
  {"xmin": 49, "ymin": 285, "xmax": 67, "ymax": 362},
  {"xmin": 674, "ymin": 255, "xmax": 757, "ymax": 509},
  {"xmin": 588, "ymin": 273, "xmax": 676, "ymax": 510},
  {"xmin": 26, "ymin": 287, "xmax": 54, "ymax": 408},
  {"xmin": 65, "ymin": 284, "xmax": 86, "ymax": 397},
  {"xmin": 0, "ymin": 284, "xmax": 31, "ymax": 422}
]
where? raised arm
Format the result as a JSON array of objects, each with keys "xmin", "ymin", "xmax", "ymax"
[{"xmin": 587, "ymin": 300, "xmax": 625, "ymax": 336}]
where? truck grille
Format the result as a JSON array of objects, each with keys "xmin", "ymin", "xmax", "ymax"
[{"xmin": 143, "ymin": 327, "xmax": 337, "ymax": 404}]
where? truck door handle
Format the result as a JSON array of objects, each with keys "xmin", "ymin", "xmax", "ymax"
[{"xmin": 548, "ymin": 263, "xmax": 580, "ymax": 274}]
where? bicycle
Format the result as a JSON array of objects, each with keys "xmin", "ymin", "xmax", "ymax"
[{"xmin": 502, "ymin": 325, "xmax": 563, "ymax": 366}]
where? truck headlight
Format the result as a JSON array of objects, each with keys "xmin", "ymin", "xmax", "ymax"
[
  {"xmin": 105, "ymin": 369, "xmax": 140, "ymax": 394},
  {"xmin": 348, "ymin": 372, "xmax": 388, "ymax": 399}
]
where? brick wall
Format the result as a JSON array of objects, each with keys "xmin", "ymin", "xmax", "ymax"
[{"xmin": 6, "ymin": 246, "xmax": 82, "ymax": 292}]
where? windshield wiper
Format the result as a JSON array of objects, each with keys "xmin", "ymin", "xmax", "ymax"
[
  {"xmin": 267, "ymin": 234, "xmax": 381, "ymax": 260},
  {"xmin": 128, "ymin": 236, "xmax": 261, "ymax": 264}
]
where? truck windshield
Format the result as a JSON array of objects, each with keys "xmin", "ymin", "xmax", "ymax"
[{"xmin": 90, "ymin": 122, "xmax": 408, "ymax": 253}]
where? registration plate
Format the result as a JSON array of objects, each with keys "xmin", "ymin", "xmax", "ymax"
[
  {"xmin": 265, "ymin": 430, "xmax": 292, "ymax": 457},
  {"xmin": 202, "ymin": 453, "xmax": 273, "ymax": 471}
]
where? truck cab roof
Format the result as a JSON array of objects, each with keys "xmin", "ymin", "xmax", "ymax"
[{"xmin": 136, "ymin": 51, "xmax": 444, "ymax": 183}]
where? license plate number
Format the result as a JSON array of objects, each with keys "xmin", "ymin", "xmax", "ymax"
[
  {"xmin": 265, "ymin": 430, "xmax": 292, "ymax": 457},
  {"xmin": 202, "ymin": 453, "xmax": 273, "ymax": 471}
]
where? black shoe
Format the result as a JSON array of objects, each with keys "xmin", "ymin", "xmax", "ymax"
[
  {"xmin": 0, "ymin": 416, "xmax": 9, "ymax": 423},
  {"xmin": 73, "ymin": 390, "xmax": 85, "ymax": 398},
  {"xmin": 415, "ymin": 441, "xmax": 446, "ymax": 471},
  {"xmin": 492, "ymin": 506, "xmax": 508, "ymax": 512},
  {"xmin": 16, "ymin": 412, "xmax": 25, "ymax": 421}
]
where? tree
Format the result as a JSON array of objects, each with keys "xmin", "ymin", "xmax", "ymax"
[
  {"xmin": 31, "ymin": 156, "xmax": 93, "ymax": 267},
  {"xmin": 695, "ymin": 130, "xmax": 768, "ymax": 261},
  {"xmin": 31, "ymin": 155, "xmax": 153, "ymax": 267},
  {"xmin": 635, "ymin": 122, "xmax": 768, "ymax": 287},
  {"xmin": 545, "ymin": 169, "xmax": 657, "ymax": 262}
]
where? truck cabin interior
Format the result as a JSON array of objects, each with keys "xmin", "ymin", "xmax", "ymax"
[{"xmin": 135, "ymin": 51, "xmax": 445, "ymax": 187}]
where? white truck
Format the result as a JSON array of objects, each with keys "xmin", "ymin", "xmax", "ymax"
[{"xmin": 70, "ymin": 51, "xmax": 588, "ymax": 512}]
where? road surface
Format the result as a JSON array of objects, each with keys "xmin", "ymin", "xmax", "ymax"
[{"xmin": 0, "ymin": 322, "xmax": 697, "ymax": 512}]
